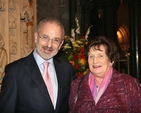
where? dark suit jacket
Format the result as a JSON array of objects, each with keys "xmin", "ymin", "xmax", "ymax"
[{"xmin": 0, "ymin": 52, "xmax": 76, "ymax": 113}]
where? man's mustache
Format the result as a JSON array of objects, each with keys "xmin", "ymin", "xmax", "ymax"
[{"xmin": 43, "ymin": 46, "xmax": 53, "ymax": 51}]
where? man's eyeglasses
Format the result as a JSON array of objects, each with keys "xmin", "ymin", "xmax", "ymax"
[{"xmin": 37, "ymin": 33, "xmax": 62, "ymax": 44}]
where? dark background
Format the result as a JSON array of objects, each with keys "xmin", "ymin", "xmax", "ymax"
[{"xmin": 36, "ymin": 0, "xmax": 141, "ymax": 83}]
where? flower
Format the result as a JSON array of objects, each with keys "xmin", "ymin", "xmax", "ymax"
[{"xmin": 59, "ymin": 17, "xmax": 92, "ymax": 77}]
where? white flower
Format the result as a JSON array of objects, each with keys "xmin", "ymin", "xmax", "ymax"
[
  {"xmin": 75, "ymin": 17, "xmax": 81, "ymax": 34},
  {"xmin": 63, "ymin": 43, "xmax": 71, "ymax": 50},
  {"xmin": 71, "ymin": 29, "xmax": 75, "ymax": 39},
  {"xmin": 75, "ymin": 27, "xmax": 81, "ymax": 34},
  {"xmin": 70, "ymin": 37, "xmax": 75, "ymax": 43},
  {"xmin": 85, "ymin": 25, "xmax": 93, "ymax": 40},
  {"xmin": 71, "ymin": 17, "xmax": 92, "ymax": 41}
]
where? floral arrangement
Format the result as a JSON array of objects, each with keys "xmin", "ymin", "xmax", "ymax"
[{"xmin": 59, "ymin": 17, "xmax": 93, "ymax": 77}]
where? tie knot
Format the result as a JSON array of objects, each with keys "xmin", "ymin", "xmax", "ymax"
[{"xmin": 43, "ymin": 62, "xmax": 49, "ymax": 69}]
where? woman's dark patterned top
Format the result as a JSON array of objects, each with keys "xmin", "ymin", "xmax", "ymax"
[{"xmin": 69, "ymin": 69, "xmax": 141, "ymax": 113}]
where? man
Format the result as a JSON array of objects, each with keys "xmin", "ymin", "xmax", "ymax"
[{"xmin": 0, "ymin": 17, "xmax": 76, "ymax": 113}]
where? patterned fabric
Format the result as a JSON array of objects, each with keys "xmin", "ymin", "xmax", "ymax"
[{"xmin": 69, "ymin": 69, "xmax": 141, "ymax": 113}]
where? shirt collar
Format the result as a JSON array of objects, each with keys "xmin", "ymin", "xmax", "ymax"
[{"xmin": 33, "ymin": 49, "xmax": 53, "ymax": 66}]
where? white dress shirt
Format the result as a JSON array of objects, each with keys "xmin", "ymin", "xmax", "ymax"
[{"xmin": 33, "ymin": 49, "xmax": 58, "ymax": 109}]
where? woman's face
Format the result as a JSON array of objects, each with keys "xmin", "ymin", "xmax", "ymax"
[{"xmin": 88, "ymin": 45, "xmax": 113, "ymax": 78}]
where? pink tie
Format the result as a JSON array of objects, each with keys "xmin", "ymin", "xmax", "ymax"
[{"xmin": 42, "ymin": 62, "xmax": 54, "ymax": 105}]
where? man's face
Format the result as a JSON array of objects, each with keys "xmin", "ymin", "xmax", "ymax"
[{"xmin": 34, "ymin": 22, "xmax": 64, "ymax": 60}]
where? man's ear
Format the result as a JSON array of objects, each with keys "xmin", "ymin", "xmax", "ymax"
[
  {"xmin": 34, "ymin": 32, "xmax": 38, "ymax": 43},
  {"xmin": 59, "ymin": 40, "xmax": 64, "ymax": 49}
]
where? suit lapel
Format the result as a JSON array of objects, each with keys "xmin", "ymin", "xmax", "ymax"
[
  {"xmin": 53, "ymin": 58, "xmax": 65, "ymax": 110},
  {"xmin": 24, "ymin": 52, "xmax": 53, "ymax": 107}
]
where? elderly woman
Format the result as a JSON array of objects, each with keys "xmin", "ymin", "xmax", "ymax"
[{"xmin": 69, "ymin": 36, "xmax": 141, "ymax": 113}]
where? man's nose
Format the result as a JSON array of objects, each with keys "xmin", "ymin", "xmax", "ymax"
[{"xmin": 47, "ymin": 39, "xmax": 53, "ymax": 47}]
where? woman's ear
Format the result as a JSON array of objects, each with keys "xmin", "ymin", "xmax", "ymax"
[{"xmin": 110, "ymin": 61, "xmax": 114, "ymax": 66}]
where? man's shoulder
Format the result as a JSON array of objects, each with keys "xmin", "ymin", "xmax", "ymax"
[
  {"xmin": 6, "ymin": 52, "xmax": 34, "ymax": 68},
  {"xmin": 53, "ymin": 56, "xmax": 71, "ymax": 65}
]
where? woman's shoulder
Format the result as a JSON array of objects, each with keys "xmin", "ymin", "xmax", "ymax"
[
  {"xmin": 113, "ymin": 69, "xmax": 137, "ymax": 80},
  {"xmin": 112, "ymin": 69, "xmax": 141, "ymax": 88}
]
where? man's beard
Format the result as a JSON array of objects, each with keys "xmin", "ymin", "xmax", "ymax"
[{"xmin": 36, "ymin": 46, "xmax": 58, "ymax": 60}]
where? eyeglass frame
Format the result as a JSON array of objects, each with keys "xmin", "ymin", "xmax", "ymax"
[{"xmin": 37, "ymin": 33, "xmax": 63, "ymax": 44}]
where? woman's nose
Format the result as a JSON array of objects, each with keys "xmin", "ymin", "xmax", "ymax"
[{"xmin": 93, "ymin": 57, "xmax": 97, "ymax": 63}]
